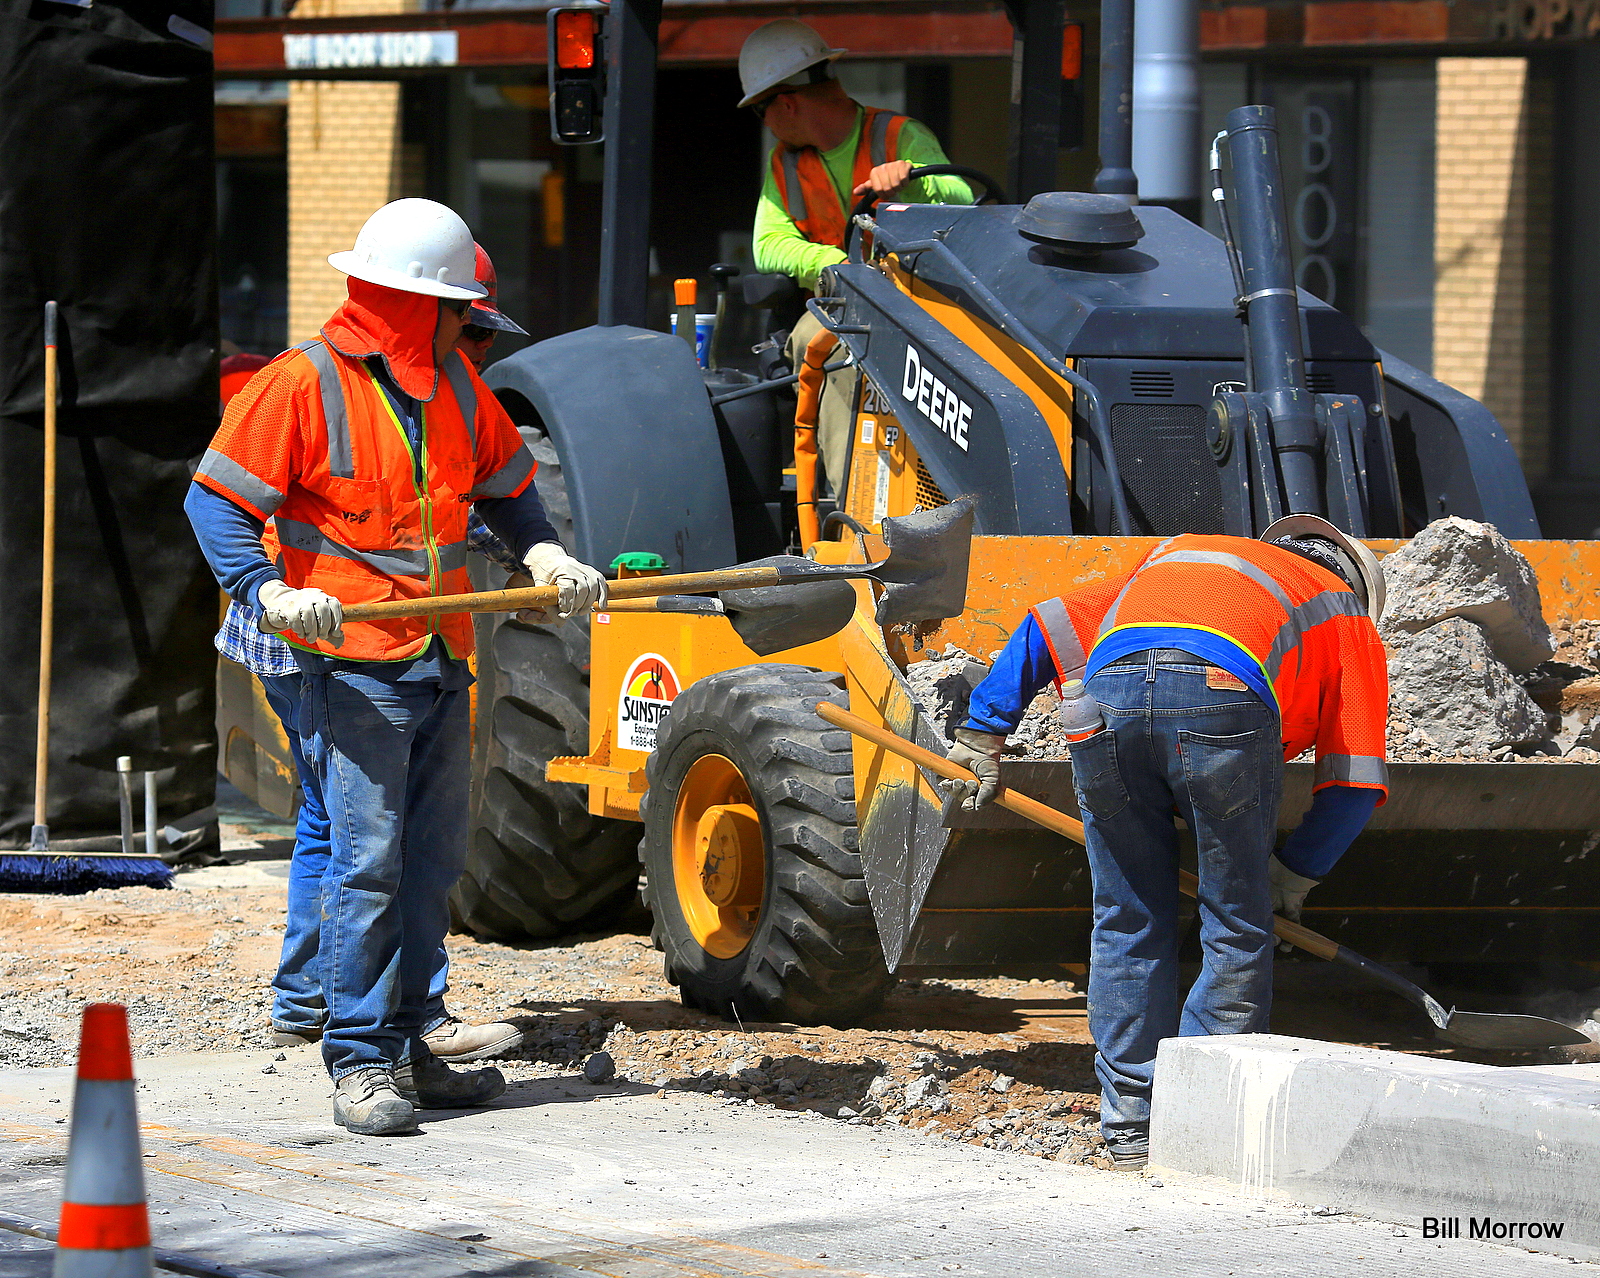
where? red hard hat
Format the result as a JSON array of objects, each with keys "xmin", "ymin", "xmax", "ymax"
[{"xmin": 468, "ymin": 243, "xmax": 529, "ymax": 336}]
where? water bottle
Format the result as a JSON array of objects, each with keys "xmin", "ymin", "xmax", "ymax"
[{"xmin": 1059, "ymin": 679, "xmax": 1104, "ymax": 743}]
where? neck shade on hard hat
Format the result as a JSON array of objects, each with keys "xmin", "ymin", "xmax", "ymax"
[
  {"xmin": 1260, "ymin": 513, "xmax": 1387, "ymax": 623},
  {"xmin": 329, "ymin": 198, "xmax": 487, "ymax": 301}
]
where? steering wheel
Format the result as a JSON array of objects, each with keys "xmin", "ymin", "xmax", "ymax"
[{"xmin": 845, "ymin": 164, "xmax": 1008, "ymax": 260}]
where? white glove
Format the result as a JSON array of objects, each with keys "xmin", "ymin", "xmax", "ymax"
[
  {"xmin": 257, "ymin": 580, "xmax": 344, "ymax": 647},
  {"xmin": 1268, "ymin": 854, "xmax": 1319, "ymax": 921},
  {"xmin": 939, "ymin": 728, "xmax": 1006, "ymax": 810},
  {"xmin": 519, "ymin": 542, "xmax": 609, "ymax": 622}
]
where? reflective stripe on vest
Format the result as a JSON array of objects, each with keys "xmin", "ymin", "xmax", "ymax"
[
  {"xmin": 1265, "ymin": 589, "xmax": 1368, "ymax": 680},
  {"xmin": 1146, "ymin": 548, "xmax": 1295, "ymax": 616},
  {"xmin": 442, "ymin": 350, "xmax": 477, "ymax": 449},
  {"xmin": 1098, "ymin": 537, "xmax": 1176, "ymax": 637},
  {"xmin": 780, "ymin": 147, "xmax": 808, "ymax": 221},
  {"xmin": 868, "ymin": 108, "xmax": 893, "ymax": 165},
  {"xmin": 274, "ymin": 517, "xmax": 468, "ymax": 578},
  {"xmin": 295, "ymin": 339, "xmax": 353, "ymax": 477},
  {"xmin": 196, "ymin": 448, "xmax": 284, "ymax": 517},
  {"xmin": 1315, "ymin": 752, "xmax": 1389, "ymax": 788},
  {"xmin": 472, "ymin": 445, "xmax": 537, "ymax": 500},
  {"xmin": 1031, "ymin": 596, "xmax": 1086, "ymax": 682}
]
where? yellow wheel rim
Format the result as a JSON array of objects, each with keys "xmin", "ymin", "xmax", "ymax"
[{"xmin": 672, "ymin": 754, "xmax": 765, "ymax": 960}]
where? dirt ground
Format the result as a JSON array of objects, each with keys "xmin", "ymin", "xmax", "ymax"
[{"xmin": 0, "ymin": 785, "xmax": 1593, "ymax": 1170}]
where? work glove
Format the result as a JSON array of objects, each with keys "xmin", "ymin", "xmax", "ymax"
[
  {"xmin": 518, "ymin": 542, "xmax": 609, "ymax": 623},
  {"xmin": 1268, "ymin": 854, "xmax": 1319, "ymax": 953},
  {"xmin": 256, "ymin": 580, "xmax": 344, "ymax": 648},
  {"xmin": 939, "ymin": 728, "xmax": 1006, "ymax": 811}
]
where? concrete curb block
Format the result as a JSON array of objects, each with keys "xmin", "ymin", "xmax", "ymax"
[{"xmin": 1147, "ymin": 1033, "xmax": 1599, "ymax": 1262}]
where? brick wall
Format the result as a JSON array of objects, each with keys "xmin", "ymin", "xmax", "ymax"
[
  {"xmin": 285, "ymin": 0, "xmax": 417, "ymax": 343},
  {"xmin": 1433, "ymin": 57, "xmax": 1553, "ymax": 484}
]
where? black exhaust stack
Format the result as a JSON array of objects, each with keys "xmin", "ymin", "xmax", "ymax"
[
  {"xmin": 1093, "ymin": 0, "xmax": 1138, "ymax": 198},
  {"xmin": 1220, "ymin": 105, "xmax": 1322, "ymax": 515}
]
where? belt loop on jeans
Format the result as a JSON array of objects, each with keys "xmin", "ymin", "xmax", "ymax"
[{"xmin": 1145, "ymin": 649, "xmax": 1157, "ymax": 683}]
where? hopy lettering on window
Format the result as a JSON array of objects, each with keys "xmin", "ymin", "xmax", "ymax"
[{"xmin": 900, "ymin": 345, "xmax": 971, "ymax": 451}]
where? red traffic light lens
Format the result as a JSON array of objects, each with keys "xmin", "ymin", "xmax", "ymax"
[{"xmin": 554, "ymin": 10, "xmax": 598, "ymax": 70}]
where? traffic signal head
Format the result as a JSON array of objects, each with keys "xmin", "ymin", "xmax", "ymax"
[{"xmin": 548, "ymin": 6, "xmax": 605, "ymax": 144}]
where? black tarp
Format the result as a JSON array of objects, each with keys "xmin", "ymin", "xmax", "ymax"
[{"xmin": 0, "ymin": 0, "xmax": 219, "ymax": 845}]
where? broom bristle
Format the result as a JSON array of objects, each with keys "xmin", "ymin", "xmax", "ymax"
[{"xmin": 0, "ymin": 852, "xmax": 173, "ymax": 894}]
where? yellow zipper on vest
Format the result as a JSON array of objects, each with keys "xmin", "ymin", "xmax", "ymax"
[{"xmin": 364, "ymin": 368, "xmax": 443, "ymax": 634}]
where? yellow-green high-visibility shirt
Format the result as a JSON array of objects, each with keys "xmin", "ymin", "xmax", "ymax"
[{"xmin": 753, "ymin": 106, "xmax": 973, "ymax": 291}]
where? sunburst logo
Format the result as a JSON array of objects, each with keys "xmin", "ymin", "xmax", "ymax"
[{"xmin": 617, "ymin": 652, "xmax": 680, "ymax": 752}]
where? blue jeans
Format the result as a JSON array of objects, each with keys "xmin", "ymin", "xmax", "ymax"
[
  {"xmin": 297, "ymin": 670, "xmax": 470, "ymax": 1078},
  {"xmin": 259, "ymin": 673, "xmax": 450, "ymax": 1040},
  {"xmin": 1069, "ymin": 650, "xmax": 1280, "ymax": 1155}
]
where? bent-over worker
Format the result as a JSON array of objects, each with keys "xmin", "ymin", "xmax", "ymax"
[
  {"xmin": 739, "ymin": 19, "xmax": 972, "ymax": 491},
  {"xmin": 187, "ymin": 199, "xmax": 607, "ymax": 1136},
  {"xmin": 944, "ymin": 518, "xmax": 1390, "ymax": 1169}
]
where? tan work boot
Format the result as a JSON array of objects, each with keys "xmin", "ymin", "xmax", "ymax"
[
  {"xmin": 333, "ymin": 1068, "xmax": 417, "ymax": 1136},
  {"xmin": 421, "ymin": 1017, "xmax": 523, "ymax": 1063},
  {"xmin": 394, "ymin": 1052, "xmax": 506, "ymax": 1109}
]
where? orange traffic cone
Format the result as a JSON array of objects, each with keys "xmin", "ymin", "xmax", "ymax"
[{"xmin": 53, "ymin": 1003, "xmax": 153, "ymax": 1276}]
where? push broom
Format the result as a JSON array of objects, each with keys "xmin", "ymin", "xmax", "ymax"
[{"xmin": 0, "ymin": 302, "xmax": 172, "ymax": 893}]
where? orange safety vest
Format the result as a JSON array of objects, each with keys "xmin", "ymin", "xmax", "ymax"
[
  {"xmin": 194, "ymin": 337, "xmax": 535, "ymax": 663},
  {"xmin": 1030, "ymin": 534, "xmax": 1390, "ymax": 799},
  {"xmin": 771, "ymin": 105, "xmax": 909, "ymax": 250}
]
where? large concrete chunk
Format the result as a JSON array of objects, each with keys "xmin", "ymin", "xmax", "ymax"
[
  {"xmin": 1380, "ymin": 516, "xmax": 1554, "ymax": 672},
  {"xmin": 1148, "ymin": 1033, "xmax": 1600, "ymax": 1262},
  {"xmin": 1386, "ymin": 616, "xmax": 1548, "ymax": 758}
]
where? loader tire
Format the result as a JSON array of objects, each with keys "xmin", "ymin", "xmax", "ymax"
[
  {"xmin": 450, "ymin": 418, "xmax": 642, "ymax": 941},
  {"xmin": 639, "ymin": 665, "xmax": 892, "ymax": 1026}
]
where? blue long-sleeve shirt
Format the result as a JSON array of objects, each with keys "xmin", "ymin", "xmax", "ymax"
[{"xmin": 963, "ymin": 613, "xmax": 1378, "ymax": 880}]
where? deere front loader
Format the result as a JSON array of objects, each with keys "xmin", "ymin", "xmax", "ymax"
[{"xmin": 437, "ymin": 0, "xmax": 1600, "ymax": 1025}]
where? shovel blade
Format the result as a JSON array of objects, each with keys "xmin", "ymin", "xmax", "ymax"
[
  {"xmin": 872, "ymin": 496, "xmax": 976, "ymax": 626},
  {"xmin": 1436, "ymin": 1011, "xmax": 1593, "ymax": 1051},
  {"xmin": 720, "ymin": 559, "xmax": 859, "ymax": 657}
]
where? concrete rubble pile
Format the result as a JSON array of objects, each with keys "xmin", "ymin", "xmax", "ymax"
[
  {"xmin": 904, "ymin": 516, "xmax": 1600, "ymax": 764},
  {"xmin": 1381, "ymin": 516, "xmax": 1599, "ymax": 762}
]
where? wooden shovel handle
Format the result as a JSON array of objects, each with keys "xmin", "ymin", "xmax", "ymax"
[
  {"xmin": 341, "ymin": 564, "xmax": 787, "ymax": 623},
  {"xmin": 814, "ymin": 700, "xmax": 1340, "ymax": 962}
]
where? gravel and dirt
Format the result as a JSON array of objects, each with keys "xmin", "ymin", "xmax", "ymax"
[{"xmin": 5, "ymin": 785, "xmax": 1593, "ymax": 1174}]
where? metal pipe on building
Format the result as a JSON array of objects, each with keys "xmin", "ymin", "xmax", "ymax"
[
  {"xmin": 1093, "ymin": 0, "xmax": 1138, "ymax": 198},
  {"xmin": 1224, "ymin": 105, "xmax": 1323, "ymax": 513},
  {"xmin": 1132, "ymin": 0, "xmax": 1201, "ymax": 220}
]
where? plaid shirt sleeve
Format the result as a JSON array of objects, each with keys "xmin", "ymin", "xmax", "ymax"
[
  {"xmin": 215, "ymin": 600, "xmax": 300, "ymax": 677},
  {"xmin": 466, "ymin": 510, "xmax": 527, "ymax": 576}
]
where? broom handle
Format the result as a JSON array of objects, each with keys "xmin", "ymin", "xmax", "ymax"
[
  {"xmin": 814, "ymin": 700, "xmax": 1340, "ymax": 962},
  {"xmin": 340, "ymin": 563, "xmax": 790, "ymax": 623},
  {"xmin": 34, "ymin": 303, "xmax": 58, "ymax": 832}
]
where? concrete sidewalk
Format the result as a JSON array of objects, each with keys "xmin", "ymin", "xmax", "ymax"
[{"xmin": 0, "ymin": 1048, "xmax": 1582, "ymax": 1278}]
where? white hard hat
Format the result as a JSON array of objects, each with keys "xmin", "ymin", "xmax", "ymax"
[
  {"xmin": 737, "ymin": 19, "xmax": 845, "ymax": 109},
  {"xmin": 1261, "ymin": 513, "xmax": 1387, "ymax": 622},
  {"xmin": 328, "ymin": 199, "xmax": 488, "ymax": 301}
]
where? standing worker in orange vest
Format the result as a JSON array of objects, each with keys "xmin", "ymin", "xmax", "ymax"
[
  {"xmin": 943, "ymin": 517, "xmax": 1391, "ymax": 1170},
  {"xmin": 186, "ymin": 199, "xmax": 607, "ymax": 1135},
  {"xmin": 740, "ymin": 19, "xmax": 972, "ymax": 491}
]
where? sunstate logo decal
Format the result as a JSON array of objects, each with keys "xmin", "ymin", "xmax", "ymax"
[{"xmin": 617, "ymin": 653, "xmax": 680, "ymax": 753}]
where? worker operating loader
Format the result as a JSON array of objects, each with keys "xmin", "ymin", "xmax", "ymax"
[
  {"xmin": 739, "ymin": 18, "xmax": 971, "ymax": 492},
  {"xmin": 943, "ymin": 517, "xmax": 1390, "ymax": 1170},
  {"xmin": 187, "ymin": 199, "xmax": 607, "ymax": 1136}
]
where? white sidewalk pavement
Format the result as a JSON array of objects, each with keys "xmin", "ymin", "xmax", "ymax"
[{"xmin": 0, "ymin": 1047, "xmax": 1584, "ymax": 1278}]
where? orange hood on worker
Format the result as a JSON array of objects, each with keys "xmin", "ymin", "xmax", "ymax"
[
  {"xmin": 194, "ymin": 284, "xmax": 538, "ymax": 664},
  {"xmin": 320, "ymin": 276, "xmax": 447, "ymax": 402}
]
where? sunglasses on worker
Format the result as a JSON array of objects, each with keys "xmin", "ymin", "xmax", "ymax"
[
  {"xmin": 440, "ymin": 297, "xmax": 471, "ymax": 316},
  {"xmin": 749, "ymin": 89, "xmax": 797, "ymax": 120},
  {"xmin": 461, "ymin": 324, "xmax": 494, "ymax": 342}
]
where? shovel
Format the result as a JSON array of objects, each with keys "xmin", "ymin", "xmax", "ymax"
[
  {"xmin": 816, "ymin": 701, "xmax": 1592, "ymax": 1052},
  {"xmin": 339, "ymin": 498, "xmax": 975, "ymax": 640}
]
